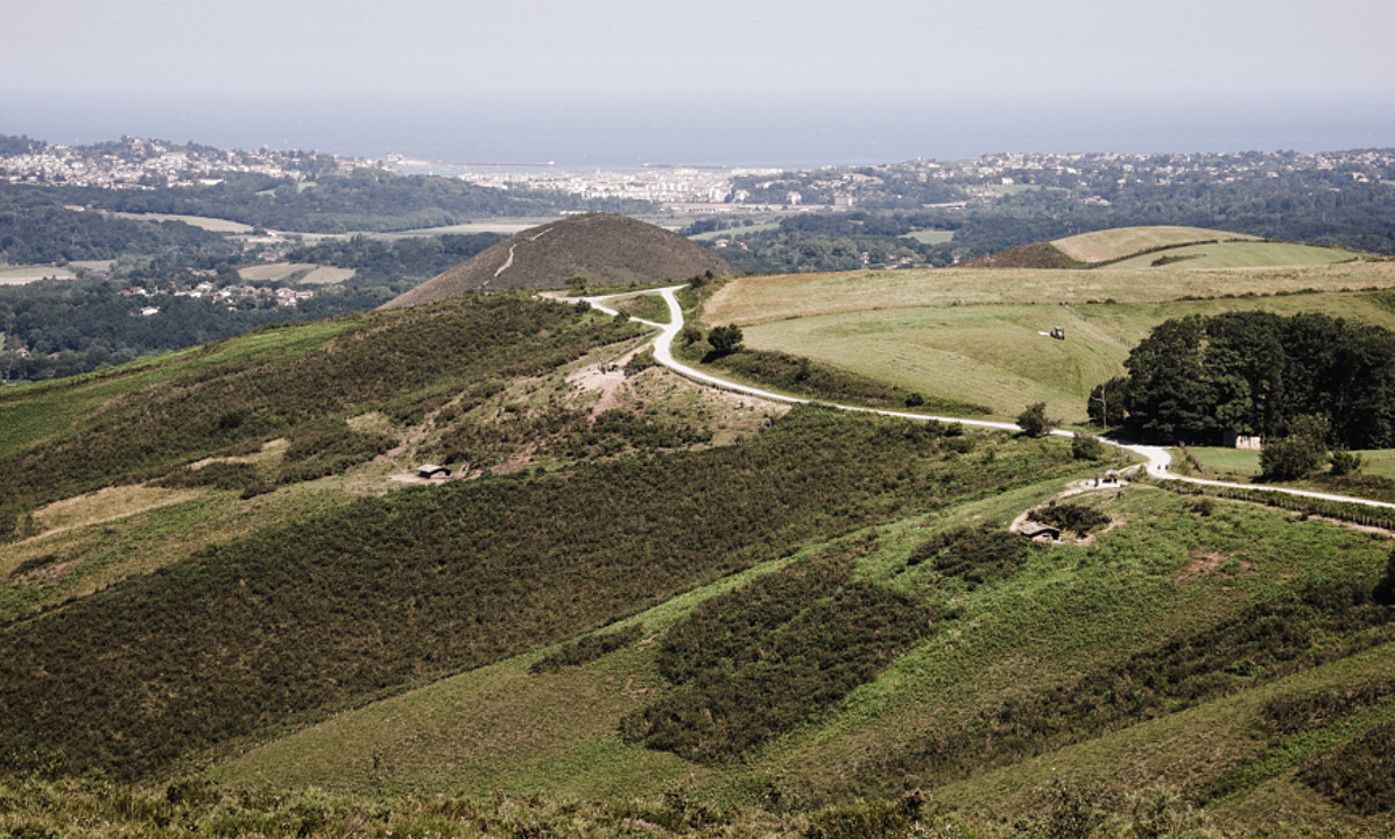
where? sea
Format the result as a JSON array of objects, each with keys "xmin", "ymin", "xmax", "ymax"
[{"xmin": 4, "ymin": 89, "xmax": 1395, "ymax": 171}]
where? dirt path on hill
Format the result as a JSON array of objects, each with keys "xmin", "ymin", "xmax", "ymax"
[{"xmin": 563, "ymin": 286, "xmax": 1395, "ymax": 513}]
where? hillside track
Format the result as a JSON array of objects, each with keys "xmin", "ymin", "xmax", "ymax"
[{"xmin": 573, "ymin": 287, "xmax": 1395, "ymax": 511}]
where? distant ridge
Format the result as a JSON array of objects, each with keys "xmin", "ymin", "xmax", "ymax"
[{"xmin": 382, "ymin": 213, "xmax": 733, "ymax": 308}]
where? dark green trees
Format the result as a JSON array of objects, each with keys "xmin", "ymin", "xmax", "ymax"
[
  {"xmin": 706, "ymin": 324, "xmax": 744, "ymax": 357},
  {"xmin": 1104, "ymin": 311, "xmax": 1395, "ymax": 448},
  {"xmin": 1087, "ymin": 376, "xmax": 1129, "ymax": 427}
]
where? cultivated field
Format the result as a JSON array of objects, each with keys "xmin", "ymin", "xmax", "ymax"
[
  {"xmin": 1105, "ymin": 240, "xmax": 1363, "ymax": 270},
  {"xmin": 903, "ymin": 228, "xmax": 955, "ymax": 244},
  {"xmin": 686, "ymin": 222, "xmax": 782, "ymax": 241},
  {"xmin": 704, "ymin": 260, "xmax": 1395, "ymax": 324},
  {"xmin": 1182, "ymin": 446, "xmax": 1395, "ymax": 482},
  {"xmin": 104, "ymin": 210, "xmax": 255, "ymax": 233},
  {"xmin": 0, "ymin": 264, "xmax": 77, "ymax": 284},
  {"xmin": 236, "ymin": 262, "xmax": 355, "ymax": 284},
  {"xmin": 1053, "ymin": 225, "xmax": 1256, "ymax": 263}
]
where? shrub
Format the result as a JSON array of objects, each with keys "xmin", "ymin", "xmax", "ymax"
[
  {"xmin": 904, "ymin": 392, "xmax": 925, "ymax": 408},
  {"xmin": 1261, "ymin": 435, "xmax": 1327, "ymax": 480},
  {"xmin": 155, "ymin": 461, "xmax": 265, "ymax": 493},
  {"xmin": 806, "ymin": 790, "xmax": 927, "ymax": 839},
  {"xmin": 656, "ymin": 552, "xmax": 852, "ymax": 685},
  {"xmin": 863, "ymin": 582, "xmax": 1392, "ymax": 787},
  {"xmin": 0, "ymin": 407, "xmax": 1070, "ymax": 778},
  {"xmin": 1258, "ymin": 680, "xmax": 1395, "ymax": 736},
  {"xmin": 1017, "ymin": 402, "xmax": 1051, "ymax": 437},
  {"xmin": 1330, "ymin": 448, "xmax": 1364, "ymax": 476},
  {"xmin": 1376, "ymin": 548, "xmax": 1395, "ymax": 605},
  {"xmin": 1035, "ymin": 501, "xmax": 1110, "ymax": 536},
  {"xmin": 529, "ymin": 625, "xmax": 645, "ymax": 674},
  {"xmin": 705, "ymin": 324, "xmax": 744, "ymax": 357},
  {"xmin": 1299, "ymin": 721, "xmax": 1395, "ymax": 814},
  {"xmin": 621, "ymin": 582, "xmax": 930, "ymax": 762},
  {"xmin": 1070, "ymin": 434, "xmax": 1105, "ymax": 461},
  {"xmin": 911, "ymin": 525, "xmax": 1029, "ymax": 586},
  {"xmin": 0, "ymin": 296, "xmax": 645, "ymax": 507},
  {"xmin": 623, "ymin": 350, "xmax": 657, "ymax": 376}
]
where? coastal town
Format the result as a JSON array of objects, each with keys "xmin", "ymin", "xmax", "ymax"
[{"xmin": 6, "ymin": 135, "xmax": 1395, "ymax": 212}]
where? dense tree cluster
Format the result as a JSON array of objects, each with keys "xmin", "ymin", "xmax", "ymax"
[
  {"xmin": 1101, "ymin": 311, "xmax": 1395, "ymax": 447},
  {"xmin": 282, "ymin": 232, "xmax": 504, "ymax": 289},
  {"xmin": 0, "ymin": 278, "xmax": 394, "ymax": 381},
  {"xmin": 41, "ymin": 171, "xmax": 651, "ymax": 234},
  {"xmin": 0, "ymin": 186, "xmax": 233, "ymax": 263}
]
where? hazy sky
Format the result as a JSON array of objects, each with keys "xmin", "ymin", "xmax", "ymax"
[
  {"xmin": 4, "ymin": 1, "xmax": 1395, "ymax": 163},
  {"xmin": 7, "ymin": 0, "xmax": 1392, "ymax": 98}
]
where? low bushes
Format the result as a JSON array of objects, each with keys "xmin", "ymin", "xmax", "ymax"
[
  {"xmin": 1299, "ymin": 721, "xmax": 1395, "ymax": 814},
  {"xmin": 0, "ymin": 297, "xmax": 642, "ymax": 506},
  {"xmin": 1034, "ymin": 501, "xmax": 1111, "ymax": 536},
  {"xmin": 621, "ymin": 582, "xmax": 931, "ymax": 762},
  {"xmin": 529, "ymin": 624, "xmax": 645, "ymax": 674},
  {"xmin": 0, "ymin": 407, "xmax": 1067, "ymax": 778},
  {"xmin": 864, "ymin": 583, "xmax": 1393, "ymax": 787},
  {"xmin": 909, "ymin": 525, "xmax": 1030, "ymax": 587},
  {"xmin": 1257, "ymin": 679, "xmax": 1395, "ymax": 736},
  {"xmin": 656, "ymin": 552, "xmax": 852, "ymax": 685}
]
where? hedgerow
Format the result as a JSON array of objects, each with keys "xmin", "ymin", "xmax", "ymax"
[{"xmin": 0, "ymin": 407, "xmax": 1071, "ymax": 778}]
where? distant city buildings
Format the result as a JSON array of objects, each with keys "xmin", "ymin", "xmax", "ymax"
[{"xmin": 0, "ymin": 137, "xmax": 376, "ymax": 189}]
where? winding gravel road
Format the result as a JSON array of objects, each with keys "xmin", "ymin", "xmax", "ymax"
[{"xmin": 579, "ymin": 285, "xmax": 1395, "ymax": 512}]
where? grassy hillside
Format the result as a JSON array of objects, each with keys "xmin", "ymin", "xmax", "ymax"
[
  {"xmin": 207, "ymin": 480, "xmax": 1395, "ymax": 835},
  {"xmin": 703, "ymin": 260, "xmax": 1395, "ymax": 324},
  {"xmin": 1053, "ymin": 225, "xmax": 1258, "ymax": 263},
  {"xmin": 4, "ymin": 247, "xmax": 1395, "ymax": 835},
  {"xmin": 0, "ymin": 406, "xmax": 1080, "ymax": 778},
  {"xmin": 383, "ymin": 213, "xmax": 733, "ymax": 308},
  {"xmin": 0, "ymin": 296, "xmax": 645, "ymax": 507},
  {"xmin": 699, "ymin": 263, "xmax": 1395, "ymax": 422},
  {"xmin": 1105, "ymin": 239, "xmax": 1363, "ymax": 270}
]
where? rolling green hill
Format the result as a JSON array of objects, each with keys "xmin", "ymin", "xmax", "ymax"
[
  {"xmin": 3, "ymin": 246, "xmax": 1395, "ymax": 836},
  {"xmin": 699, "ymin": 259, "xmax": 1395, "ymax": 423},
  {"xmin": 973, "ymin": 225, "xmax": 1364, "ymax": 271},
  {"xmin": 1052, "ymin": 225, "xmax": 1259, "ymax": 263}
]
